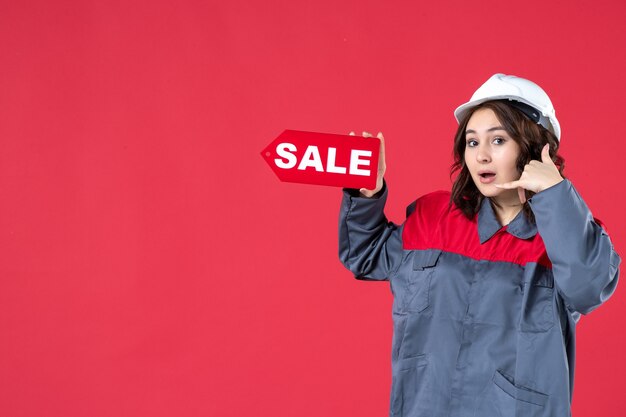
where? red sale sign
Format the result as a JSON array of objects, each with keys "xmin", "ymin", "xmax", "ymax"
[{"xmin": 261, "ymin": 130, "xmax": 380, "ymax": 189}]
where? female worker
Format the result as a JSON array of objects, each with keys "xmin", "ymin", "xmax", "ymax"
[{"xmin": 338, "ymin": 73, "xmax": 620, "ymax": 417}]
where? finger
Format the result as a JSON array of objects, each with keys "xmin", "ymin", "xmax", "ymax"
[
  {"xmin": 349, "ymin": 131, "xmax": 355, "ymax": 136},
  {"xmin": 494, "ymin": 180, "xmax": 522, "ymax": 189},
  {"xmin": 518, "ymin": 187, "xmax": 527, "ymax": 204},
  {"xmin": 541, "ymin": 143, "xmax": 553, "ymax": 165},
  {"xmin": 362, "ymin": 131, "xmax": 373, "ymax": 138}
]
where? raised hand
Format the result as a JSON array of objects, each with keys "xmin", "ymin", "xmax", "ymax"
[{"xmin": 494, "ymin": 143, "xmax": 563, "ymax": 204}]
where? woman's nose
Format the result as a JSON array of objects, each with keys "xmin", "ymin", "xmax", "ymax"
[{"xmin": 476, "ymin": 144, "xmax": 491, "ymax": 162}]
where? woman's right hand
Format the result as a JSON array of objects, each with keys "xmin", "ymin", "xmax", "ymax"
[{"xmin": 349, "ymin": 131, "xmax": 386, "ymax": 197}]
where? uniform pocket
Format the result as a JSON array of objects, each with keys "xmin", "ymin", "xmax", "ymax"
[
  {"xmin": 475, "ymin": 370, "xmax": 548, "ymax": 417},
  {"xmin": 390, "ymin": 354, "xmax": 429, "ymax": 416},
  {"xmin": 520, "ymin": 268, "xmax": 555, "ymax": 332},
  {"xmin": 493, "ymin": 371, "xmax": 548, "ymax": 407},
  {"xmin": 402, "ymin": 249, "xmax": 442, "ymax": 313}
]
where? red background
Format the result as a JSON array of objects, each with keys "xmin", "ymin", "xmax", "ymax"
[{"xmin": 1, "ymin": 1, "xmax": 625, "ymax": 416}]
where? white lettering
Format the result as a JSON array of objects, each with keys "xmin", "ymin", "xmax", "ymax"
[
  {"xmin": 349, "ymin": 150, "xmax": 372, "ymax": 176},
  {"xmin": 274, "ymin": 143, "xmax": 297, "ymax": 169},
  {"xmin": 297, "ymin": 146, "xmax": 324, "ymax": 172},
  {"xmin": 326, "ymin": 147, "xmax": 347, "ymax": 174}
]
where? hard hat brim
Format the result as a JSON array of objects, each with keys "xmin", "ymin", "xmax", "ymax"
[{"xmin": 454, "ymin": 95, "xmax": 561, "ymax": 140}]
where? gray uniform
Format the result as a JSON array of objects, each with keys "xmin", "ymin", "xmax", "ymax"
[{"xmin": 338, "ymin": 179, "xmax": 620, "ymax": 417}]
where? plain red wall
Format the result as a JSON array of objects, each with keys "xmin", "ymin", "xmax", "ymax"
[{"xmin": 1, "ymin": 0, "xmax": 625, "ymax": 416}]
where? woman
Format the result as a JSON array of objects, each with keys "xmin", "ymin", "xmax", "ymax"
[{"xmin": 338, "ymin": 73, "xmax": 620, "ymax": 417}]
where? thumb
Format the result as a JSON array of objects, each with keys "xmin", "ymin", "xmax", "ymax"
[{"xmin": 541, "ymin": 143, "xmax": 553, "ymax": 164}]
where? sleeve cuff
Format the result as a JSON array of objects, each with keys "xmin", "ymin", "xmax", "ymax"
[
  {"xmin": 527, "ymin": 178, "xmax": 571, "ymax": 206},
  {"xmin": 343, "ymin": 179, "xmax": 387, "ymax": 200}
]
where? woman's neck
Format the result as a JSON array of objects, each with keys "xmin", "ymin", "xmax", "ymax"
[{"xmin": 489, "ymin": 197, "xmax": 523, "ymax": 226}]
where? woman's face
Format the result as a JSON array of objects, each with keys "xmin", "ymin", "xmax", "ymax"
[{"xmin": 464, "ymin": 107, "xmax": 522, "ymax": 204}]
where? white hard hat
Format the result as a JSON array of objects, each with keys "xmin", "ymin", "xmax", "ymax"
[{"xmin": 454, "ymin": 73, "xmax": 561, "ymax": 140}]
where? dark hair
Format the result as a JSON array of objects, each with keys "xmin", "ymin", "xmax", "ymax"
[{"xmin": 449, "ymin": 100, "xmax": 566, "ymax": 224}]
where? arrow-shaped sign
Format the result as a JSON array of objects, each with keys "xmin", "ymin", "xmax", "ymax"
[{"xmin": 261, "ymin": 130, "xmax": 380, "ymax": 189}]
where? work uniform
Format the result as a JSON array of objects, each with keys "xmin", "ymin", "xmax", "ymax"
[{"xmin": 338, "ymin": 178, "xmax": 620, "ymax": 417}]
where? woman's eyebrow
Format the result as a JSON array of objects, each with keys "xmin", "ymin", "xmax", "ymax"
[{"xmin": 465, "ymin": 126, "xmax": 506, "ymax": 134}]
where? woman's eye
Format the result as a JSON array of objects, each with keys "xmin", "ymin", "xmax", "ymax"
[
  {"xmin": 466, "ymin": 139, "xmax": 477, "ymax": 147},
  {"xmin": 493, "ymin": 137, "xmax": 505, "ymax": 145}
]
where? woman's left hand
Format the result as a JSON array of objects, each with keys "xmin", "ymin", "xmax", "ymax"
[{"xmin": 494, "ymin": 143, "xmax": 564, "ymax": 204}]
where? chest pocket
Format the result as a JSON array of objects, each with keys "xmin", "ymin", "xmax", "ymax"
[
  {"xmin": 402, "ymin": 249, "xmax": 442, "ymax": 314},
  {"xmin": 519, "ymin": 268, "xmax": 555, "ymax": 332}
]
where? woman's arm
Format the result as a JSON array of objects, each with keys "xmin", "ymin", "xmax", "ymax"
[
  {"xmin": 528, "ymin": 179, "xmax": 621, "ymax": 314},
  {"xmin": 338, "ymin": 131, "xmax": 404, "ymax": 280},
  {"xmin": 338, "ymin": 180, "xmax": 404, "ymax": 281}
]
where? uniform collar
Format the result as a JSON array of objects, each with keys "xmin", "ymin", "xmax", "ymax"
[{"xmin": 477, "ymin": 197, "xmax": 537, "ymax": 244}]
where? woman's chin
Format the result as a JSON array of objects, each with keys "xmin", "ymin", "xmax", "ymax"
[
  {"xmin": 476, "ymin": 186, "xmax": 521, "ymax": 205},
  {"xmin": 479, "ymin": 190, "xmax": 498, "ymax": 198},
  {"xmin": 474, "ymin": 182, "xmax": 496, "ymax": 195},
  {"xmin": 475, "ymin": 183, "xmax": 508, "ymax": 198}
]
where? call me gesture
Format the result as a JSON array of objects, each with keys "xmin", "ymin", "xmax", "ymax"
[{"xmin": 494, "ymin": 143, "xmax": 564, "ymax": 204}]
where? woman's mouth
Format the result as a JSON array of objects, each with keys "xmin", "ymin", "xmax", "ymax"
[{"xmin": 478, "ymin": 172, "xmax": 496, "ymax": 184}]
